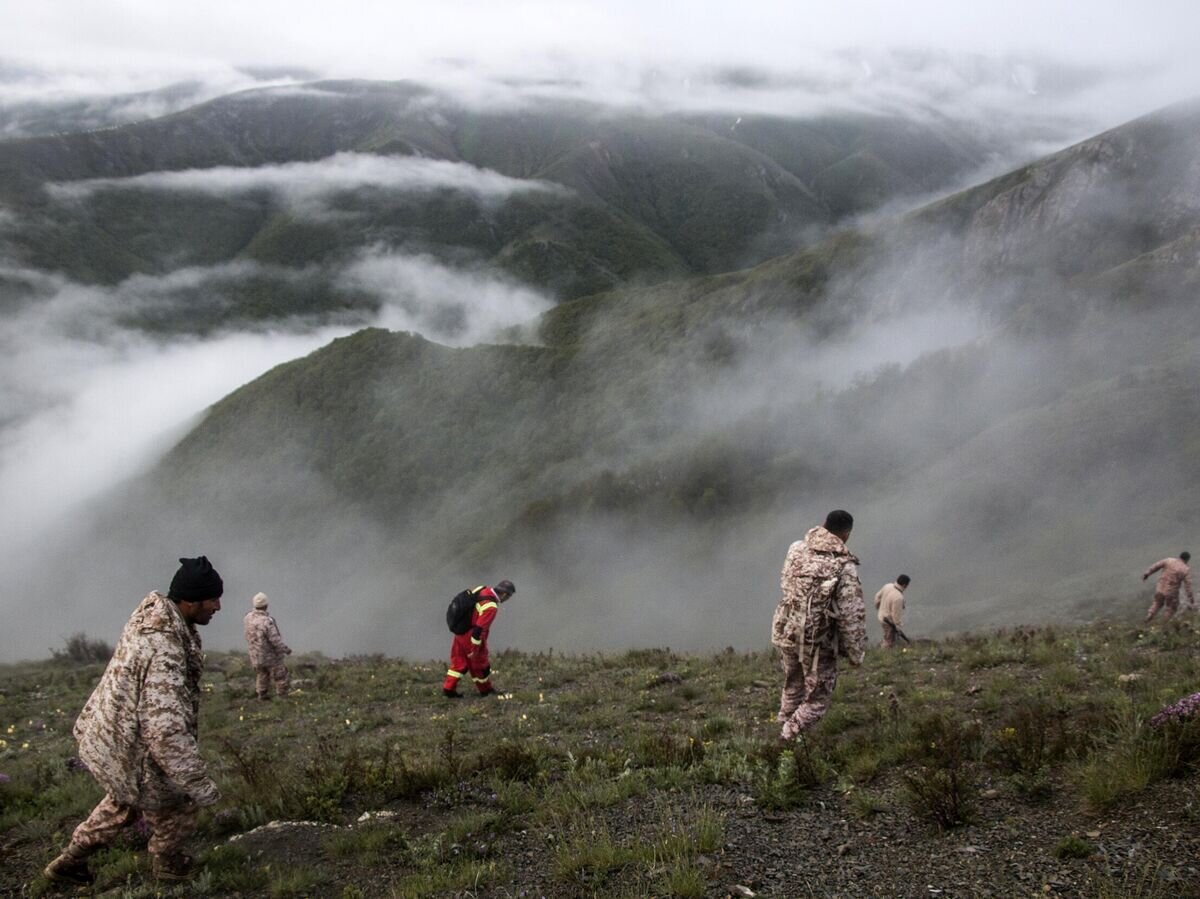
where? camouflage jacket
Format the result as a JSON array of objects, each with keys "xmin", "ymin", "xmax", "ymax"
[
  {"xmin": 1144, "ymin": 558, "xmax": 1195, "ymax": 603},
  {"xmin": 772, "ymin": 527, "xmax": 867, "ymax": 665},
  {"xmin": 74, "ymin": 592, "xmax": 219, "ymax": 809},
  {"xmin": 243, "ymin": 609, "xmax": 290, "ymax": 667}
]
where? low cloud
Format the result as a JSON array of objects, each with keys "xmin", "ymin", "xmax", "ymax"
[
  {"xmin": 347, "ymin": 251, "xmax": 554, "ymax": 346},
  {"xmin": 47, "ymin": 153, "xmax": 567, "ymax": 215}
]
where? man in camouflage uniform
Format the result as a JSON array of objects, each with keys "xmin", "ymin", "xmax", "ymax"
[
  {"xmin": 771, "ymin": 510, "xmax": 866, "ymax": 741},
  {"xmin": 1143, "ymin": 551, "xmax": 1194, "ymax": 622},
  {"xmin": 43, "ymin": 557, "xmax": 224, "ymax": 886},
  {"xmin": 243, "ymin": 591, "xmax": 292, "ymax": 700}
]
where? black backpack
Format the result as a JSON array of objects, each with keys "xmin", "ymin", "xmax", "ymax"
[{"xmin": 446, "ymin": 586, "xmax": 483, "ymax": 634}]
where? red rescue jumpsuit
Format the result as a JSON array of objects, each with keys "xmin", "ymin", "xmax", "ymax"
[{"xmin": 443, "ymin": 586, "xmax": 501, "ymax": 694}]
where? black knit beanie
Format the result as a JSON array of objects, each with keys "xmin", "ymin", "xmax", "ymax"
[{"xmin": 168, "ymin": 556, "xmax": 224, "ymax": 601}]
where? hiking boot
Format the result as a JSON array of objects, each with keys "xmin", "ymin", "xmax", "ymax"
[
  {"xmin": 442, "ymin": 688, "xmax": 463, "ymax": 699},
  {"xmin": 477, "ymin": 686, "xmax": 496, "ymax": 697},
  {"xmin": 256, "ymin": 694, "xmax": 271, "ymax": 701},
  {"xmin": 153, "ymin": 852, "xmax": 194, "ymax": 881},
  {"xmin": 43, "ymin": 852, "xmax": 94, "ymax": 886}
]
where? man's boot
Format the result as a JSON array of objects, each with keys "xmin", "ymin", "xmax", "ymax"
[
  {"xmin": 442, "ymin": 688, "xmax": 462, "ymax": 699},
  {"xmin": 477, "ymin": 686, "xmax": 496, "ymax": 697},
  {"xmin": 43, "ymin": 851, "xmax": 95, "ymax": 886},
  {"xmin": 153, "ymin": 852, "xmax": 195, "ymax": 881}
]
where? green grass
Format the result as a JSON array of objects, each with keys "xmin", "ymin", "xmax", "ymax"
[{"xmin": 4, "ymin": 620, "xmax": 1200, "ymax": 893}]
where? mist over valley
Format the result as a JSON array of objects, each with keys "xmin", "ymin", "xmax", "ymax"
[{"xmin": 1, "ymin": 11, "xmax": 1198, "ymax": 663}]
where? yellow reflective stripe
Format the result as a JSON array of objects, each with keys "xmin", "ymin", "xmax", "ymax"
[
  {"xmin": 471, "ymin": 675, "xmax": 490, "ymax": 683},
  {"xmin": 470, "ymin": 637, "xmax": 483, "ymax": 645},
  {"xmin": 446, "ymin": 669, "xmax": 463, "ymax": 679},
  {"xmin": 475, "ymin": 601, "xmax": 498, "ymax": 614}
]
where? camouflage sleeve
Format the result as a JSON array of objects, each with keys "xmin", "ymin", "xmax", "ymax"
[
  {"xmin": 139, "ymin": 636, "xmax": 220, "ymax": 806},
  {"xmin": 834, "ymin": 562, "xmax": 867, "ymax": 666},
  {"xmin": 268, "ymin": 619, "xmax": 291, "ymax": 655},
  {"xmin": 1144, "ymin": 560, "xmax": 1166, "ymax": 579},
  {"xmin": 1186, "ymin": 571, "xmax": 1195, "ymax": 604},
  {"xmin": 779, "ymin": 542, "xmax": 803, "ymax": 595}
]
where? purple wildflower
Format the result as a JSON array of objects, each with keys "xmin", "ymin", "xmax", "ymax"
[
  {"xmin": 0, "ymin": 772, "xmax": 11, "ymax": 784},
  {"xmin": 1150, "ymin": 691, "xmax": 1200, "ymax": 728}
]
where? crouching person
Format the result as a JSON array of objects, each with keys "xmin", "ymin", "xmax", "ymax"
[
  {"xmin": 44, "ymin": 557, "xmax": 224, "ymax": 886},
  {"xmin": 244, "ymin": 592, "xmax": 292, "ymax": 699}
]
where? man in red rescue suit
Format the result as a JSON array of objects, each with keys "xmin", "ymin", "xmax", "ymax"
[{"xmin": 443, "ymin": 580, "xmax": 515, "ymax": 698}]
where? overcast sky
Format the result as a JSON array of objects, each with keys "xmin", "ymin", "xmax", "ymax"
[
  {"xmin": 2, "ymin": 0, "xmax": 1198, "ymax": 121},
  {"xmin": 4, "ymin": 1, "xmax": 1198, "ymax": 67}
]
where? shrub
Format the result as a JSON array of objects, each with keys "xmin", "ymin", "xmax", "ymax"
[
  {"xmin": 1078, "ymin": 708, "xmax": 1200, "ymax": 811},
  {"xmin": 902, "ymin": 711, "xmax": 980, "ymax": 829},
  {"xmin": 1053, "ymin": 835, "xmax": 1096, "ymax": 859},
  {"xmin": 489, "ymin": 741, "xmax": 542, "ymax": 783},
  {"xmin": 51, "ymin": 633, "xmax": 112, "ymax": 664},
  {"xmin": 902, "ymin": 764, "xmax": 976, "ymax": 830},
  {"xmin": 752, "ymin": 744, "xmax": 831, "ymax": 811}
]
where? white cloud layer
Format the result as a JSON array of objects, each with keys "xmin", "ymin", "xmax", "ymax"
[
  {"xmin": 3, "ymin": 2, "xmax": 1198, "ymax": 137},
  {"xmin": 47, "ymin": 153, "xmax": 565, "ymax": 209}
]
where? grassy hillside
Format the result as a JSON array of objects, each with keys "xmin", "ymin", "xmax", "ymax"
[{"xmin": 2, "ymin": 615, "xmax": 1198, "ymax": 896}]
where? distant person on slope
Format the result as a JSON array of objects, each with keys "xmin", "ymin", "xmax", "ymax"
[
  {"xmin": 771, "ymin": 511, "xmax": 866, "ymax": 741},
  {"xmin": 243, "ymin": 592, "xmax": 292, "ymax": 700},
  {"xmin": 44, "ymin": 557, "xmax": 224, "ymax": 887},
  {"xmin": 874, "ymin": 575, "xmax": 911, "ymax": 648},
  {"xmin": 443, "ymin": 580, "xmax": 515, "ymax": 698},
  {"xmin": 1143, "ymin": 552, "xmax": 1194, "ymax": 622}
]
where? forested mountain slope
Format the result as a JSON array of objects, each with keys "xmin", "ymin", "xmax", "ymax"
[{"xmin": 0, "ymin": 80, "xmax": 993, "ymax": 318}]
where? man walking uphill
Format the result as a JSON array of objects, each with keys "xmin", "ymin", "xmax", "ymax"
[
  {"xmin": 443, "ymin": 580, "xmax": 515, "ymax": 698},
  {"xmin": 1143, "ymin": 551, "xmax": 1194, "ymax": 622},
  {"xmin": 44, "ymin": 557, "xmax": 224, "ymax": 886},
  {"xmin": 244, "ymin": 592, "xmax": 292, "ymax": 700},
  {"xmin": 772, "ymin": 511, "xmax": 866, "ymax": 741}
]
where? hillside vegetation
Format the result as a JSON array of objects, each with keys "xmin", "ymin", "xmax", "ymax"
[
  {"xmin": 0, "ymin": 80, "xmax": 993, "ymax": 322},
  {"xmin": 97, "ymin": 97, "xmax": 1200, "ymax": 652},
  {"xmin": 2, "ymin": 613, "xmax": 1198, "ymax": 896}
]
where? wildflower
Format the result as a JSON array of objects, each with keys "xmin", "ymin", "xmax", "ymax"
[{"xmin": 0, "ymin": 772, "xmax": 10, "ymax": 783}]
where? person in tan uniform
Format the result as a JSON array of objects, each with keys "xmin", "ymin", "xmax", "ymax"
[
  {"xmin": 243, "ymin": 592, "xmax": 292, "ymax": 700},
  {"xmin": 43, "ymin": 557, "xmax": 224, "ymax": 886},
  {"xmin": 1143, "ymin": 551, "xmax": 1194, "ymax": 622},
  {"xmin": 771, "ymin": 510, "xmax": 867, "ymax": 741},
  {"xmin": 874, "ymin": 575, "xmax": 911, "ymax": 648}
]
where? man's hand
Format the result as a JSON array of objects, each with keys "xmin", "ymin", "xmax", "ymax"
[{"xmin": 1143, "ymin": 573, "xmax": 1150, "ymax": 581}]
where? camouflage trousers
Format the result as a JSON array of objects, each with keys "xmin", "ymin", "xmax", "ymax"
[
  {"xmin": 777, "ymin": 642, "xmax": 839, "ymax": 741},
  {"xmin": 1145, "ymin": 590, "xmax": 1193, "ymax": 622},
  {"xmin": 881, "ymin": 620, "xmax": 899, "ymax": 649},
  {"xmin": 61, "ymin": 793, "xmax": 198, "ymax": 860},
  {"xmin": 255, "ymin": 663, "xmax": 290, "ymax": 698}
]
